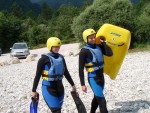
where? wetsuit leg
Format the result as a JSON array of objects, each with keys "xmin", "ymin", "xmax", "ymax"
[
  {"xmin": 88, "ymin": 77, "xmax": 108, "ymax": 113},
  {"xmin": 50, "ymin": 108, "xmax": 61, "ymax": 113},
  {"xmin": 96, "ymin": 97, "xmax": 108, "ymax": 113},
  {"xmin": 90, "ymin": 95, "xmax": 98, "ymax": 113},
  {"xmin": 42, "ymin": 81, "xmax": 64, "ymax": 113}
]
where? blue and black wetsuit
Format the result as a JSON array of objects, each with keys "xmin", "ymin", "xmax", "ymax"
[
  {"xmin": 79, "ymin": 42, "xmax": 112, "ymax": 113},
  {"xmin": 32, "ymin": 53, "xmax": 74, "ymax": 113}
]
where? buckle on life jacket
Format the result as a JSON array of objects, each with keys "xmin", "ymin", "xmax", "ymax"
[
  {"xmin": 42, "ymin": 74, "xmax": 63, "ymax": 81},
  {"xmin": 55, "ymin": 75, "xmax": 63, "ymax": 80},
  {"xmin": 85, "ymin": 61, "xmax": 104, "ymax": 68}
]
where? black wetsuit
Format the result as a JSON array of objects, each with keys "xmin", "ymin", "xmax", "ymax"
[
  {"xmin": 79, "ymin": 42, "xmax": 112, "ymax": 113},
  {"xmin": 32, "ymin": 53, "xmax": 74, "ymax": 113}
]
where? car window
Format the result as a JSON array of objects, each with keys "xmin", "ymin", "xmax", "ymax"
[{"xmin": 13, "ymin": 44, "xmax": 27, "ymax": 49}]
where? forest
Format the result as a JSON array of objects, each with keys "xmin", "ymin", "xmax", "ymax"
[{"xmin": 0, "ymin": 0, "xmax": 150, "ymax": 52}]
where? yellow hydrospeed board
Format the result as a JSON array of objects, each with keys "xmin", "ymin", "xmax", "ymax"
[{"xmin": 96, "ymin": 23, "xmax": 131, "ymax": 80}]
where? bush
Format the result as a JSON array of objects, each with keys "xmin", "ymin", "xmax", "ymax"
[
  {"xmin": 71, "ymin": 0, "xmax": 133, "ymax": 44},
  {"xmin": 133, "ymin": 3, "xmax": 150, "ymax": 45}
]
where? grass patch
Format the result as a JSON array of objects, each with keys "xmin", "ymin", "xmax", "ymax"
[
  {"xmin": 129, "ymin": 44, "xmax": 150, "ymax": 53},
  {"xmin": 30, "ymin": 44, "xmax": 46, "ymax": 49},
  {"xmin": 61, "ymin": 38, "xmax": 79, "ymax": 44},
  {"xmin": 30, "ymin": 38, "xmax": 80, "ymax": 49}
]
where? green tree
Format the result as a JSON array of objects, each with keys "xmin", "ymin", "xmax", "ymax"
[
  {"xmin": 25, "ymin": 24, "xmax": 49, "ymax": 46},
  {"xmin": 0, "ymin": 12, "xmax": 5, "ymax": 49},
  {"xmin": 134, "ymin": 3, "xmax": 150, "ymax": 44},
  {"xmin": 10, "ymin": 2, "xmax": 23, "ymax": 18},
  {"xmin": 25, "ymin": 10, "xmax": 35, "ymax": 19},
  {"xmin": 40, "ymin": 2, "xmax": 53, "ymax": 20},
  {"xmin": 0, "ymin": 13, "xmax": 22, "ymax": 52},
  {"xmin": 20, "ymin": 17, "xmax": 36, "ymax": 44},
  {"xmin": 36, "ymin": 1, "xmax": 54, "ymax": 24},
  {"xmin": 82, "ymin": 0, "xmax": 94, "ymax": 10},
  {"xmin": 48, "ymin": 4, "xmax": 80, "ymax": 43},
  {"xmin": 71, "ymin": 0, "xmax": 133, "ymax": 43}
]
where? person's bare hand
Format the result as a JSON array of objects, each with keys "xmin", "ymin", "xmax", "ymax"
[
  {"xmin": 82, "ymin": 85, "xmax": 87, "ymax": 93},
  {"xmin": 100, "ymin": 36, "xmax": 106, "ymax": 43},
  {"xmin": 31, "ymin": 92, "xmax": 39, "ymax": 102}
]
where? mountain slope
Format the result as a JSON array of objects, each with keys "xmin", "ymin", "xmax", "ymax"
[
  {"xmin": 131, "ymin": 0, "xmax": 140, "ymax": 4},
  {"xmin": 0, "ymin": 0, "xmax": 140, "ymax": 14},
  {"xmin": 0, "ymin": 0, "xmax": 40, "ymax": 13},
  {"xmin": 31, "ymin": 0, "xmax": 93, "ymax": 9}
]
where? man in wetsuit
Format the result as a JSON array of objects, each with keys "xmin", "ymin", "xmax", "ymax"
[
  {"xmin": 79, "ymin": 28, "xmax": 113, "ymax": 113},
  {"xmin": 31, "ymin": 37, "xmax": 76, "ymax": 113}
]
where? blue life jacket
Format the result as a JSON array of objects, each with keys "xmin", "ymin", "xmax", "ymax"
[
  {"xmin": 83, "ymin": 44, "xmax": 104, "ymax": 73},
  {"xmin": 42, "ymin": 53, "xmax": 64, "ymax": 81}
]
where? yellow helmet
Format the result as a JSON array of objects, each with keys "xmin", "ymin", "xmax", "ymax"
[
  {"xmin": 82, "ymin": 28, "xmax": 96, "ymax": 43},
  {"xmin": 46, "ymin": 37, "xmax": 61, "ymax": 51}
]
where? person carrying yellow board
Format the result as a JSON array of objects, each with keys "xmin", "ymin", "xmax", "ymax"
[
  {"xmin": 79, "ymin": 28, "xmax": 113, "ymax": 113},
  {"xmin": 78, "ymin": 23, "xmax": 131, "ymax": 113}
]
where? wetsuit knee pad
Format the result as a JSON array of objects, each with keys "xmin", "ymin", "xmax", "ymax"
[{"xmin": 94, "ymin": 76, "xmax": 104, "ymax": 86}]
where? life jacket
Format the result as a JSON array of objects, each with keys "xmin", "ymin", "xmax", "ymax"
[
  {"xmin": 83, "ymin": 45, "xmax": 104, "ymax": 72},
  {"xmin": 42, "ymin": 53, "xmax": 64, "ymax": 81}
]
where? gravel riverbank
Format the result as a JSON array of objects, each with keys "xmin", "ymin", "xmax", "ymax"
[{"xmin": 0, "ymin": 43, "xmax": 150, "ymax": 113}]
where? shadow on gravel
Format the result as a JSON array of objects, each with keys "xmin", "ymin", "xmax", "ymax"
[
  {"xmin": 109, "ymin": 100, "xmax": 150, "ymax": 113},
  {"xmin": 18, "ymin": 54, "xmax": 38, "ymax": 59},
  {"xmin": 18, "ymin": 57, "xmax": 26, "ymax": 59}
]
